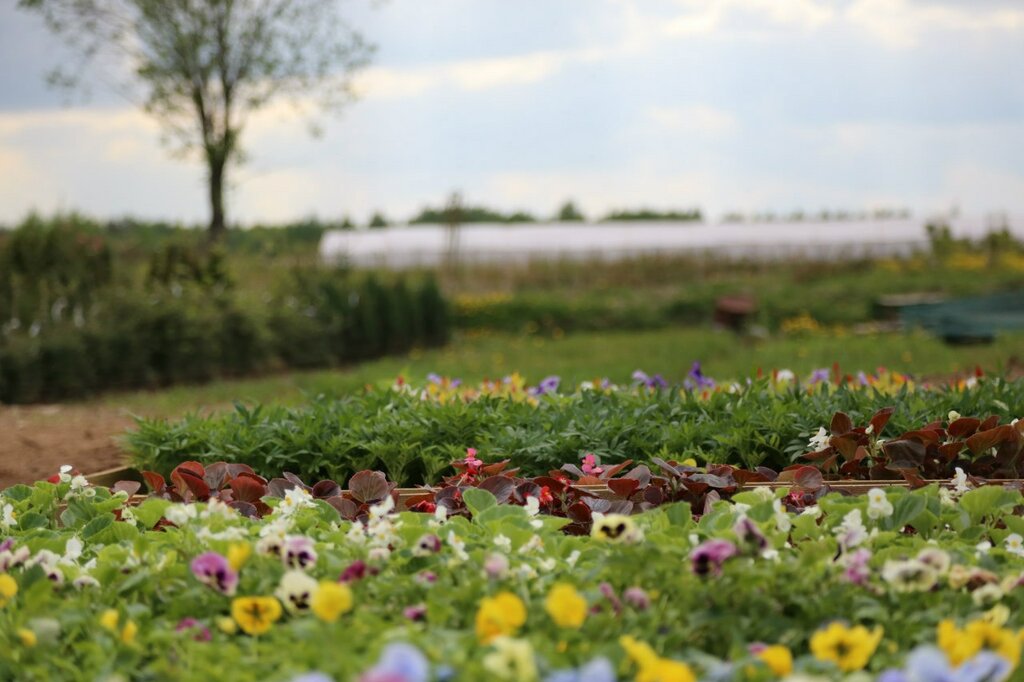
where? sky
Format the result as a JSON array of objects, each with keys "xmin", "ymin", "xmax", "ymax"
[{"xmin": 1, "ymin": 0, "xmax": 1023, "ymax": 226}]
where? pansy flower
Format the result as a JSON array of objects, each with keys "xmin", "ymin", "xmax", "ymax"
[
  {"xmin": 190, "ymin": 552, "xmax": 239, "ymax": 596},
  {"xmin": 276, "ymin": 570, "xmax": 319, "ymax": 613},
  {"xmin": 231, "ymin": 596, "xmax": 282, "ymax": 636},
  {"xmin": 282, "ymin": 536, "xmax": 318, "ymax": 570}
]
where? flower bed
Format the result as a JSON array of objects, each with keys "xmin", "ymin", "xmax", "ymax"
[
  {"xmin": 126, "ymin": 370, "xmax": 1023, "ymax": 487},
  {"xmin": 2, "ymin": 465, "xmax": 1024, "ymax": 680}
]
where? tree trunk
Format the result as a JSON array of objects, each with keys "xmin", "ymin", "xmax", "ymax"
[{"xmin": 208, "ymin": 154, "xmax": 227, "ymax": 242}]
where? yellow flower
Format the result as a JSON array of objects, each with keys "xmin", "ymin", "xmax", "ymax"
[
  {"xmin": 482, "ymin": 636, "xmax": 539, "ymax": 681},
  {"xmin": 121, "ymin": 620, "xmax": 138, "ymax": 644},
  {"xmin": 227, "ymin": 543, "xmax": 252, "ymax": 572},
  {"xmin": 544, "ymin": 583, "xmax": 587, "ymax": 629},
  {"xmin": 757, "ymin": 645, "xmax": 793, "ymax": 676},
  {"xmin": 0, "ymin": 574, "xmax": 17, "ymax": 606},
  {"xmin": 310, "ymin": 581, "xmax": 353, "ymax": 623},
  {"xmin": 99, "ymin": 609, "xmax": 120, "ymax": 632},
  {"xmin": 17, "ymin": 628, "xmax": 37, "ymax": 647},
  {"xmin": 216, "ymin": 616, "xmax": 238, "ymax": 635},
  {"xmin": 966, "ymin": 620, "xmax": 1021, "ymax": 667},
  {"xmin": 591, "ymin": 514, "xmax": 643, "ymax": 544},
  {"xmin": 620, "ymin": 635, "xmax": 696, "ymax": 682},
  {"xmin": 810, "ymin": 622, "xmax": 883, "ymax": 672},
  {"xmin": 476, "ymin": 592, "xmax": 527, "ymax": 644},
  {"xmin": 231, "ymin": 596, "xmax": 282, "ymax": 636},
  {"xmin": 938, "ymin": 619, "xmax": 981, "ymax": 666}
]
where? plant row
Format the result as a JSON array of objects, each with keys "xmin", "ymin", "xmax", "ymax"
[
  {"xmin": 127, "ymin": 372, "xmax": 1024, "ymax": 487},
  {"xmin": 2, "ymin": 465, "xmax": 1024, "ymax": 679}
]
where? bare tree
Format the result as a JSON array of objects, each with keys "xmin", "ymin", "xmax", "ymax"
[{"xmin": 18, "ymin": 0, "xmax": 373, "ymax": 240}]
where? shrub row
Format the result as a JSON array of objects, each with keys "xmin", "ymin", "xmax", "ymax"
[
  {"xmin": 0, "ymin": 274, "xmax": 449, "ymax": 404},
  {"xmin": 126, "ymin": 377, "xmax": 1024, "ymax": 487}
]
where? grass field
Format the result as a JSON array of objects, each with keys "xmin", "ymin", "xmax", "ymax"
[{"xmin": 94, "ymin": 327, "xmax": 1022, "ymax": 416}]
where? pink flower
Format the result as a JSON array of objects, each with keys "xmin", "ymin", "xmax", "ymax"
[
  {"xmin": 690, "ymin": 539, "xmax": 738, "ymax": 577},
  {"xmin": 581, "ymin": 453, "xmax": 604, "ymax": 476},
  {"xmin": 175, "ymin": 618, "xmax": 212, "ymax": 642},
  {"xmin": 842, "ymin": 548, "xmax": 872, "ymax": 585},
  {"xmin": 190, "ymin": 552, "xmax": 238, "ymax": 595},
  {"xmin": 623, "ymin": 587, "xmax": 650, "ymax": 610}
]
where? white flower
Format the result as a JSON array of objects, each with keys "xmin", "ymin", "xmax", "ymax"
[
  {"xmin": 976, "ymin": 541, "xmax": 993, "ymax": 557},
  {"xmin": 537, "ymin": 557, "xmax": 557, "ymax": 572},
  {"xmin": 428, "ymin": 505, "xmax": 449, "ymax": 529},
  {"xmin": 0, "ymin": 503, "xmax": 15, "ymax": 528},
  {"xmin": 866, "ymin": 488, "xmax": 894, "ymax": 520},
  {"xmin": 948, "ymin": 410, "xmax": 961, "ymax": 423},
  {"xmin": 61, "ymin": 537, "xmax": 83, "ymax": 565},
  {"xmin": 801, "ymin": 505, "xmax": 822, "ymax": 518},
  {"xmin": 808, "ymin": 427, "xmax": 831, "ymax": 452},
  {"xmin": 952, "ymin": 468, "xmax": 970, "ymax": 495},
  {"xmin": 518, "ymin": 535, "xmax": 544, "ymax": 555},
  {"xmin": 865, "ymin": 424, "xmax": 874, "ymax": 435},
  {"xmin": 565, "ymin": 550, "xmax": 581, "ymax": 568},
  {"xmin": 972, "ymin": 583, "xmax": 1004, "ymax": 607},
  {"xmin": 164, "ymin": 504, "xmax": 199, "ymax": 527},
  {"xmin": 73, "ymin": 575, "xmax": 100, "ymax": 589},
  {"xmin": 776, "ymin": 369, "xmax": 795, "ymax": 383},
  {"xmin": 59, "ymin": 465, "xmax": 73, "ymax": 483},
  {"xmin": 368, "ymin": 495, "xmax": 395, "ymax": 521},
  {"xmin": 939, "ymin": 488, "xmax": 956, "ymax": 507},
  {"xmin": 447, "ymin": 531, "xmax": 469, "ymax": 562},
  {"xmin": 881, "ymin": 559, "xmax": 938, "ymax": 592},
  {"xmin": 275, "ymin": 570, "xmax": 318, "ymax": 613},
  {"xmin": 761, "ymin": 548, "xmax": 780, "ymax": 561},
  {"xmin": 493, "ymin": 535, "xmax": 512, "ymax": 552},
  {"xmin": 200, "ymin": 498, "xmax": 237, "ymax": 520},
  {"xmin": 524, "ymin": 496, "xmax": 540, "ymax": 517},
  {"xmin": 773, "ymin": 499, "xmax": 792, "ymax": 533},
  {"xmin": 278, "ymin": 487, "xmax": 316, "ymax": 517},
  {"xmin": 1005, "ymin": 534, "xmax": 1024, "ymax": 557},
  {"xmin": 835, "ymin": 509, "xmax": 868, "ymax": 550}
]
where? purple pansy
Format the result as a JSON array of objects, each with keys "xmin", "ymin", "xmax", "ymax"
[
  {"xmin": 690, "ymin": 539, "xmax": 738, "ymax": 577},
  {"xmin": 190, "ymin": 552, "xmax": 238, "ymax": 596}
]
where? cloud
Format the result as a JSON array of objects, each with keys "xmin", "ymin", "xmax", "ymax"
[
  {"xmin": 647, "ymin": 105, "xmax": 738, "ymax": 136},
  {"xmin": 844, "ymin": 0, "xmax": 1024, "ymax": 48}
]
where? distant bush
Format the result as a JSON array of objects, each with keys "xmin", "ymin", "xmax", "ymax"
[
  {"xmin": 0, "ymin": 218, "xmax": 450, "ymax": 403},
  {"xmin": 409, "ymin": 205, "xmax": 536, "ymax": 225},
  {"xmin": 601, "ymin": 208, "xmax": 703, "ymax": 222}
]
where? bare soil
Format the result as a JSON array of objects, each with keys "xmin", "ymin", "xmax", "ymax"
[{"xmin": 0, "ymin": 405, "xmax": 133, "ymax": 488}]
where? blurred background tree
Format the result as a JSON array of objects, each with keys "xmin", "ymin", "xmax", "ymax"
[{"xmin": 17, "ymin": 0, "xmax": 373, "ymax": 240}]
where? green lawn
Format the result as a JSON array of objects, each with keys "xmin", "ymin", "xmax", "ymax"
[{"xmin": 95, "ymin": 327, "xmax": 1023, "ymax": 417}]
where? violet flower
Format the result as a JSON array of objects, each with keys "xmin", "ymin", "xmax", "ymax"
[
  {"xmin": 623, "ymin": 587, "xmax": 650, "ymax": 611},
  {"xmin": 530, "ymin": 375, "xmax": 561, "ymax": 396},
  {"xmin": 684, "ymin": 362, "xmax": 715, "ymax": 390},
  {"xmin": 403, "ymin": 604, "xmax": 427, "ymax": 622},
  {"xmin": 359, "ymin": 643, "xmax": 429, "ymax": 682},
  {"xmin": 842, "ymin": 548, "xmax": 873, "ymax": 585},
  {"xmin": 190, "ymin": 552, "xmax": 238, "ymax": 596},
  {"xmin": 283, "ymin": 535, "xmax": 318, "ymax": 570},
  {"xmin": 175, "ymin": 618, "xmax": 212, "ymax": 642},
  {"xmin": 545, "ymin": 658, "xmax": 615, "ymax": 682},
  {"xmin": 809, "ymin": 368, "xmax": 831, "ymax": 384},
  {"xmin": 690, "ymin": 539, "xmax": 738, "ymax": 577},
  {"xmin": 340, "ymin": 560, "xmax": 370, "ymax": 583},
  {"xmin": 733, "ymin": 517, "xmax": 768, "ymax": 553}
]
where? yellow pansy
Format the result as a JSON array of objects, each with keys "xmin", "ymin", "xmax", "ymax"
[
  {"xmin": 544, "ymin": 583, "xmax": 587, "ymax": 629},
  {"xmin": 216, "ymin": 616, "xmax": 238, "ymax": 635},
  {"xmin": 99, "ymin": 609, "xmax": 120, "ymax": 632},
  {"xmin": 0, "ymin": 574, "xmax": 17, "ymax": 606},
  {"xmin": 757, "ymin": 645, "xmax": 793, "ymax": 676},
  {"xmin": 476, "ymin": 592, "xmax": 527, "ymax": 644},
  {"xmin": 227, "ymin": 543, "xmax": 252, "ymax": 572},
  {"xmin": 966, "ymin": 620, "xmax": 1021, "ymax": 666},
  {"xmin": 231, "ymin": 596, "xmax": 282, "ymax": 636},
  {"xmin": 938, "ymin": 619, "xmax": 982, "ymax": 666},
  {"xmin": 810, "ymin": 622, "xmax": 883, "ymax": 672},
  {"xmin": 620, "ymin": 635, "xmax": 697, "ymax": 682},
  {"xmin": 121, "ymin": 620, "xmax": 138, "ymax": 644},
  {"xmin": 17, "ymin": 628, "xmax": 37, "ymax": 647},
  {"xmin": 310, "ymin": 581, "xmax": 353, "ymax": 623}
]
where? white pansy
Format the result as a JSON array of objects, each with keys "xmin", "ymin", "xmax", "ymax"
[
  {"xmin": 164, "ymin": 504, "xmax": 199, "ymax": 527},
  {"xmin": 866, "ymin": 488, "xmax": 894, "ymax": 520},
  {"xmin": 835, "ymin": 509, "xmax": 868, "ymax": 550},
  {"xmin": 1, "ymin": 503, "xmax": 15, "ymax": 528},
  {"xmin": 1005, "ymin": 534, "xmax": 1024, "ymax": 557},
  {"xmin": 773, "ymin": 499, "xmax": 792, "ymax": 533},
  {"xmin": 972, "ymin": 583, "xmax": 1003, "ymax": 607},
  {"xmin": 275, "ymin": 570, "xmax": 319, "ymax": 613}
]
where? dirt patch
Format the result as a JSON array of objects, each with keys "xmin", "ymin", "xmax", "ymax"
[{"xmin": 0, "ymin": 405, "xmax": 135, "ymax": 488}]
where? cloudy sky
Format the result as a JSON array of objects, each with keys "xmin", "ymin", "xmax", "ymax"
[{"xmin": 1, "ymin": 0, "xmax": 1023, "ymax": 225}]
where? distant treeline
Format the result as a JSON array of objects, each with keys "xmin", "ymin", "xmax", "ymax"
[{"xmin": 721, "ymin": 208, "xmax": 912, "ymax": 223}]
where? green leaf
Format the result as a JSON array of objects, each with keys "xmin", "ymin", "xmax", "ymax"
[
  {"xmin": 80, "ymin": 514, "xmax": 114, "ymax": 539},
  {"xmin": 463, "ymin": 488, "xmax": 497, "ymax": 517},
  {"xmin": 3, "ymin": 484, "xmax": 33, "ymax": 503},
  {"xmin": 885, "ymin": 493, "xmax": 926, "ymax": 531},
  {"xmin": 133, "ymin": 499, "xmax": 171, "ymax": 529},
  {"xmin": 960, "ymin": 486, "xmax": 1019, "ymax": 524},
  {"xmin": 18, "ymin": 512, "xmax": 50, "ymax": 530}
]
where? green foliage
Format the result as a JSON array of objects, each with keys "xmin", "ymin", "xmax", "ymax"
[{"xmin": 126, "ymin": 377, "xmax": 1024, "ymax": 486}]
